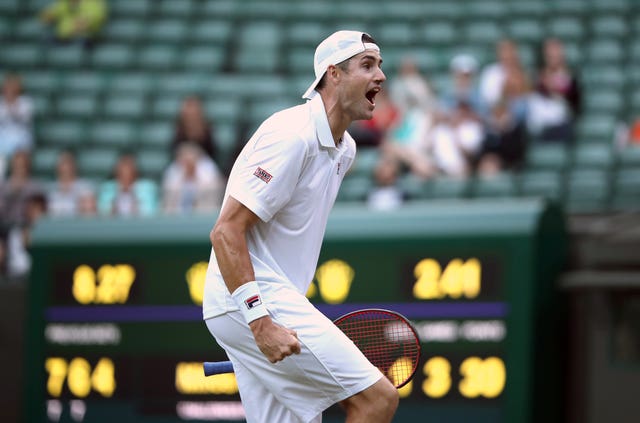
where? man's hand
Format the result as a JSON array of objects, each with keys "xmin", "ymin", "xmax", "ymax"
[{"xmin": 249, "ymin": 316, "xmax": 301, "ymax": 363}]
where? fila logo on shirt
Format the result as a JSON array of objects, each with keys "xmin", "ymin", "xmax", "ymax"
[
  {"xmin": 244, "ymin": 294, "xmax": 262, "ymax": 309},
  {"xmin": 253, "ymin": 167, "xmax": 273, "ymax": 183}
]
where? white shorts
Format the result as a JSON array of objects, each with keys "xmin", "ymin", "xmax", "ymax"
[{"xmin": 205, "ymin": 286, "xmax": 383, "ymax": 423}]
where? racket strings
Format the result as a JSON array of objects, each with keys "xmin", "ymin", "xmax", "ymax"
[{"xmin": 336, "ymin": 311, "xmax": 420, "ymax": 388}]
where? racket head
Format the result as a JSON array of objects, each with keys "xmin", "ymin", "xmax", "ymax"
[{"xmin": 333, "ymin": 308, "xmax": 421, "ymax": 389}]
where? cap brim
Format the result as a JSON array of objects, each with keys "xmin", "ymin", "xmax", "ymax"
[{"xmin": 302, "ymin": 72, "xmax": 324, "ymax": 100}]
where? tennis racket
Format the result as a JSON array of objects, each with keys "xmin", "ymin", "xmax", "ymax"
[{"xmin": 203, "ymin": 308, "xmax": 421, "ymax": 389}]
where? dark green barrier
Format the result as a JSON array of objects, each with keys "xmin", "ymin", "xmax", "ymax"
[{"xmin": 25, "ymin": 199, "xmax": 567, "ymax": 423}]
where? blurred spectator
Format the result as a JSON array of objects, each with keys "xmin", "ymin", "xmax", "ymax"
[
  {"xmin": 430, "ymin": 102, "xmax": 485, "ymax": 178},
  {"xmin": 0, "ymin": 74, "xmax": 35, "ymax": 165},
  {"xmin": 348, "ymin": 88, "xmax": 399, "ymax": 148},
  {"xmin": 478, "ymin": 39, "xmax": 531, "ymax": 122},
  {"xmin": 47, "ymin": 150, "xmax": 95, "ymax": 217},
  {"xmin": 382, "ymin": 57, "xmax": 439, "ymax": 180},
  {"xmin": 172, "ymin": 96, "xmax": 219, "ymax": 166},
  {"xmin": 537, "ymin": 38, "xmax": 581, "ymax": 118},
  {"xmin": 97, "ymin": 153, "xmax": 157, "ymax": 217},
  {"xmin": 6, "ymin": 192, "xmax": 47, "ymax": 278},
  {"xmin": 366, "ymin": 156, "xmax": 407, "ymax": 211},
  {"xmin": 528, "ymin": 38, "xmax": 582, "ymax": 143},
  {"xmin": 389, "ymin": 56, "xmax": 437, "ymax": 114},
  {"xmin": 477, "ymin": 100, "xmax": 528, "ymax": 175},
  {"xmin": 77, "ymin": 190, "xmax": 98, "ymax": 216},
  {"xmin": 162, "ymin": 143, "xmax": 225, "ymax": 215},
  {"xmin": 527, "ymin": 76, "xmax": 574, "ymax": 143},
  {"xmin": 39, "ymin": 0, "xmax": 108, "ymax": 49},
  {"xmin": 0, "ymin": 151, "xmax": 43, "ymax": 227},
  {"xmin": 440, "ymin": 54, "xmax": 485, "ymax": 117}
]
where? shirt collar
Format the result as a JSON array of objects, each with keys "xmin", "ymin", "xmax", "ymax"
[{"xmin": 309, "ymin": 95, "xmax": 338, "ymax": 149}]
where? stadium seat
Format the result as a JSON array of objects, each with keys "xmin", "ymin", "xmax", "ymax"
[
  {"xmin": 77, "ymin": 148, "xmax": 120, "ymax": 179},
  {"xmin": 586, "ymin": 39, "xmax": 624, "ymax": 63},
  {"xmin": 398, "ymin": 174, "xmax": 430, "ymax": 200},
  {"xmin": 108, "ymin": 72, "xmax": 155, "ymax": 95},
  {"xmin": 102, "ymin": 19, "xmax": 146, "ymax": 44},
  {"xmin": 109, "ymin": 0, "xmax": 150, "ymax": 17},
  {"xmin": 102, "ymin": 95, "xmax": 147, "ymax": 121},
  {"xmin": 349, "ymin": 148, "xmax": 380, "ymax": 178},
  {"xmin": 421, "ymin": 22, "xmax": 458, "ymax": 46},
  {"xmin": 506, "ymin": 19, "xmax": 545, "ymax": 43},
  {"xmin": 37, "ymin": 120, "xmax": 86, "ymax": 148},
  {"xmin": 0, "ymin": 43, "xmax": 42, "ymax": 69},
  {"xmin": 591, "ymin": 15, "xmax": 629, "ymax": 38},
  {"xmin": 45, "ymin": 44, "xmax": 86, "ymax": 69},
  {"xmin": 156, "ymin": 73, "xmax": 207, "ymax": 97},
  {"xmin": 565, "ymin": 169, "xmax": 611, "ymax": 213},
  {"xmin": 150, "ymin": 95, "xmax": 183, "ymax": 120},
  {"xmin": 14, "ymin": 18, "xmax": 43, "ymax": 41},
  {"xmin": 583, "ymin": 89, "xmax": 624, "ymax": 115},
  {"xmin": 182, "ymin": 46, "xmax": 226, "ymax": 72},
  {"xmin": 525, "ymin": 143, "xmax": 571, "ymax": 171},
  {"xmin": 336, "ymin": 175, "xmax": 372, "ymax": 203},
  {"xmin": 205, "ymin": 98, "xmax": 242, "ymax": 126},
  {"xmin": 519, "ymin": 170, "xmax": 564, "ymax": 201},
  {"xmin": 576, "ymin": 115, "xmax": 617, "ymax": 144},
  {"xmin": 470, "ymin": 173, "xmax": 518, "ymax": 199},
  {"xmin": 611, "ymin": 169, "xmax": 640, "ymax": 210},
  {"xmin": 572, "ymin": 143, "xmax": 616, "ymax": 170},
  {"xmin": 426, "ymin": 177, "xmax": 470, "ymax": 199},
  {"xmin": 463, "ymin": 21, "xmax": 504, "ymax": 45},
  {"xmin": 56, "ymin": 94, "xmax": 99, "ymax": 119},
  {"xmin": 286, "ymin": 23, "xmax": 329, "ymax": 47},
  {"xmin": 144, "ymin": 19, "xmax": 188, "ymax": 44},
  {"xmin": 617, "ymin": 146, "xmax": 640, "ymax": 168},
  {"xmin": 138, "ymin": 121, "xmax": 173, "ymax": 149},
  {"xmin": 547, "ymin": 17, "xmax": 585, "ymax": 41},
  {"xmin": 60, "ymin": 71, "xmax": 108, "ymax": 95},
  {"xmin": 136, "ymin": 149, "xmax": 171, "ymax": 180},
  {"xmin": 31, "ymin": 147, "xmax": 60, "ymax": 179},
  {"xmin": 378, "ymin": 22, "xmax": 416, "ymax": 46},
  {"xmin": 91, "ymin": 44, "xmax": 136, "ymax": 69},
  {"xmin": 157, "ymin": 0, "xmax": 195, "ymax": 18},
  {"xmin": 189, "ymin": 20, "xmax": 234, "ymax": 45},
  {"xmin": 137, "ymin": 45, "xmax": 178, "ymax": 71},
  {"xmin": 88, "ymin": 121, "xmax": 137, "ymax": 148},
  {"xmin": 508, "ymin": 1, "xmax": 549, "ymax": 18}
]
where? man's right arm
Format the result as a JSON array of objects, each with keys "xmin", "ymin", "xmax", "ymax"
[{"xmin": 210, "ymin": 196, "xmax": 300, "ymax": 363}]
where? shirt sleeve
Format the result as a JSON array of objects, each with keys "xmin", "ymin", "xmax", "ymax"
[{"xmin": 228, "ymin": 131, "xmax": 307, "ymax": 222}]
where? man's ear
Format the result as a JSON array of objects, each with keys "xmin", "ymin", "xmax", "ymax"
[{"xmin": 326, "ymin": 64, "xmax": 340, "ymax": 85}]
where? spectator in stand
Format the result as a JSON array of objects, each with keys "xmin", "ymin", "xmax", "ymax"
[
  {"xmin": 172, "ymin": 96, "xmax": 219, "ymax": 166},
  {"xmin": 440, "ymin": 54, "xmax": 485, "ymax": 117},
  {"xmin": 348, "ymin": 88, "xmax": 399, "ymax": 148},
  {"xmin": 527, "ymin": 38, "xmax": 581, "ymax": 143},
  {"xmin": 537, "ymin": 38, "xmax": 581, "ymax": 119},
  {"xmin": 431, "ymin": 54, "xmax": 486, "ymax": 178},
  {"xmin": 430, "ymin": 101, "xmax": 485, "ymax": 178},
  {"xmin": 0, "ymin": 151, "xmax": 42, "ymax": 227},
  {"xmin": 97, "ymin": 153, "xmax": 157, "ymax": 217},
  {"xmin": 5, "ymin": 192, "xmax": 47, "ymax": 279},
  {"xmin": 47, "ymin": 150, "xmax": 94, "ymax": 217},
  {"xmin": 476, "ymin": 100, "xmax": 528, "ymax": 176},
  {"xmin": 0, "ymin": 74, "xmax": 35, "ymax": 169},
  {"xmin": 39, "ymin": 0, "xmax": 108, "ymax": 50},
  {"xmin": 162, "ymin": 143, "xmax": 225, "ymax": 215},
  {"xmin": 478, "ymin": 39, "xmax": 531, "ymax": 123},
  {"xmin": 382, "ymin": 57, "xmax": 439, "ymax": 180},
  {"xmin": 366, "ymin": 155, "xmax": 407, "ymax": 211}
]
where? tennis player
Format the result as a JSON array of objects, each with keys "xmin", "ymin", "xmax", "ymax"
[{"xmin": 203, "ymin": 30, "xmax": 397, "ymax": 422}]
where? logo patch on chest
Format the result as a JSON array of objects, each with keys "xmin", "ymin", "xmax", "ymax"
[{"xmin": 253, "ymin": 167, "xmax": 273, "ymax": 183}]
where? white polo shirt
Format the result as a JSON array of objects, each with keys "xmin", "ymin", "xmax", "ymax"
[{"xmin": 203, "ymin": 95, "xmax": 356, "ymax": 319}]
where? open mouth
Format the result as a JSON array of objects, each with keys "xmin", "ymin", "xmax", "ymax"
[{"xmin": 366, "ymin": 88, "xmax": 379, "ymax": 106}]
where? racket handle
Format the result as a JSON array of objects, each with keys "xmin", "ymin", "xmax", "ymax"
[{"xmin": 203, "ymin": 361, "xmax": 234, "ymax": 376}]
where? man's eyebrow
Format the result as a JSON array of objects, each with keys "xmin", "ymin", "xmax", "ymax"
[{"xmin": 360, "ymin": 54, "xmax": 383, "ymax": 65}]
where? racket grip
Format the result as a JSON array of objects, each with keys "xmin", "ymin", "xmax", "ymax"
[{"xmin": 203, "ymin": 361, "xmax": 234, "ymax": 376}]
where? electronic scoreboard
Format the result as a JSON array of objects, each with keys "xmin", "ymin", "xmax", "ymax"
[{"xmin": 25, "ymin": 199, "xmax": 567, "ymax": 423}]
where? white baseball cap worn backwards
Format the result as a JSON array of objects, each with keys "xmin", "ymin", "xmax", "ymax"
[{"xmin": 302, "ymin": 30, "xmax": 380, "ymax": 100}]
